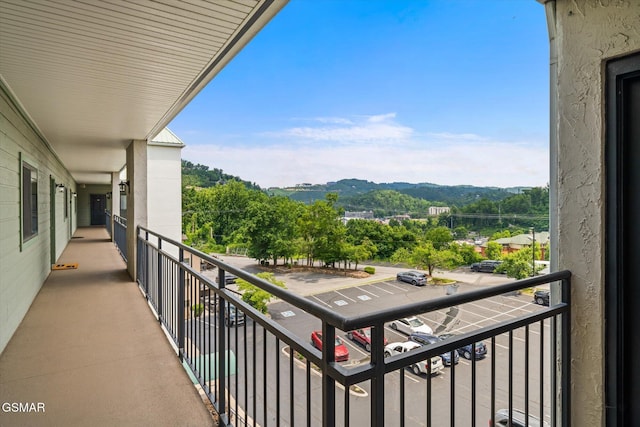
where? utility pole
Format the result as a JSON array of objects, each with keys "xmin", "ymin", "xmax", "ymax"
[{"xmin": 530, "ymin": 227, "xmax": 536, "ymax": 277}]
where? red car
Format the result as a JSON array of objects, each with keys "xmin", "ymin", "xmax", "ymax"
[
  {"xmin": 346, "ymin": 327, "xmax": 388, "ymax": 352},
  {"xmin": 311, "ymin": 331, "xmax": 349, "ymax": 362}
]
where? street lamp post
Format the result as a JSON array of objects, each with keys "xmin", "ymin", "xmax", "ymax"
[{"xmin": 530, "ymin": 227, "xmax": 536, "ymax": 277}]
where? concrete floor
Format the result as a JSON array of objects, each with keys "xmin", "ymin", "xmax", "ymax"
[{"xmin": 0, "ymin": 227, "xmax": 215, "ymax": 426}]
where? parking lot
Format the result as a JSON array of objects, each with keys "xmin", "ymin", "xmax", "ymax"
[
  {"xmin": 268, "ymin": 274, "xmax": 547, "ymax": 364},
  {"xmin": 200, "ymin": 257, "xmax": 552, "ymax": 425}
]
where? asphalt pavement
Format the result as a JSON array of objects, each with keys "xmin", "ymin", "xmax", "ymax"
[{"xmin": 206, "ymin": 254, "xmax": 517, "ymax": 298}]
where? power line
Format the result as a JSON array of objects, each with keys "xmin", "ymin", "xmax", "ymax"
[{"xmin": 450, "ymin": 213, "xmax": 549, "ymax": 220}]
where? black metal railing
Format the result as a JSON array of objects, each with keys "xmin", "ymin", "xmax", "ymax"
[
  {"xmin": 113, "ymin": 214, "xmax": 127, "ymax": 261},
  {"xmin": 136, "ymin": 225, "xmax": 570, "ymax": 427},
  {"xmin": 105, "ymin": 210, "xmax": 112, "ymax": 237}
]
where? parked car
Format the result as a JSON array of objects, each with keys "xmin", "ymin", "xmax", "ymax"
[
  {"xmin": 533, "ymin": 289, "xmax": 550, "ymax": 306},
  {"xmin": 396, "ymin": 270, "xmax": 427, "ymax": 286},
  {"xmin": 409, "ymin": 332, "xmax": 460, "ymax": 366},
  {"xmin": 225, "ymin": 303, "xmax": 245, "ymax": 326},
  {"xmin": 390, "ymin": 316, "xmax": 433, "ymax": 335},
  {"xmin": 215, "ymin": 272, "xmax": 238, "ymax": 284},
  {"xmin": 470, "ymin": 260, "xmax": 503, "ymax": 273},
  {"xmin": 346, "ymin": 327, "xmax": 388, "ymax": 352},
  {"xmin": 491, "ymin": 408, "xmax": 550, "ymax": 427},
  {"xmin": 383, "ymin": 341, "xmax": 444, "ymax": 376},
  {"xmin": 438, "ymin": 333, "xmax": 487, "ymax": 360},
  {"xmin": 310, "ymin": 331, "xmax": 349, "ymax": 362}
]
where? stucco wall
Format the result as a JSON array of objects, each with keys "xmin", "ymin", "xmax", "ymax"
[
  {"xmin": 147, "ymin": 143, "xmax": 182, "ymax": 244},
  {"xmin": 552, "ymin": 1, "xmax": 640, "ymax": 425},
  {"xmin": 0, "ymin": 84, "xmax": 76, "ymax": 354}
]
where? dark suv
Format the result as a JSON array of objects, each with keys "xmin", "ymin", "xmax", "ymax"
[
  {"xmin": 533, "ymin": 289, "xmax": 550, "ymax": 306},
  {"xmin": 470, "ymin": 260, "xmax": 503, "ymax": 273}
]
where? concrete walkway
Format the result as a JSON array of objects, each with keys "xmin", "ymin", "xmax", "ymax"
[{"xmin": 0, "ymin": 227, "xmax": 215, "ymax": 426}]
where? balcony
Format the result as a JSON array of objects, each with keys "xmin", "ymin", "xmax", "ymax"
[
  {"xmin": 0, "ymin": 227, "xmax": 215, "ymax": 426},
  {"xmin": 0, "ymin": 222, "xmax": 570, "ymax": 426}
]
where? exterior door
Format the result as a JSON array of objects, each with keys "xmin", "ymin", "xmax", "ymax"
[
  {"xmin": 605, "ymin": 51, "xmax": 640, "ymax": 427},
  {"xmin": 90, "ymin": 194, "xmax": 106, "ymax": 226}
]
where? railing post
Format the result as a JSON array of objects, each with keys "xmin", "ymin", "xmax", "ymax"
[
  {"xmin": 177, "ymin": 248, "xmax": 185, "ymax": 361},
  {"xmin": 322, "ymin": 323, "xmax": 336, "ymax": 427},
  {"xmin": 370, "ymin": 323, "xmax": 386, "ymax": 427},
  {"xmin": 157, "ymin": 238, "xmax": 163, "ymax": 323},
  {"xmin": 561, "ymin": 276, "xmax": 571, "ymax": 427},
  {"xmin": 217, "ymin": 268, "xmax": 228, "ymax": 424},
  {"xmin": 144, "ymin": 231, "xmax": 149, "ymax": 296}
]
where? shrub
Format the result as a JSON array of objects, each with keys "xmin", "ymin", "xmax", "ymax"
[
  {"xmin": 364, "ymin": 266, "xmax": 375, "ymax": 275},
  {"xmin": 191, "ymin": 303, "xmax": 204, "ymax": 317}
]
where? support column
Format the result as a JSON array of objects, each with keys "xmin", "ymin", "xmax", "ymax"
[
  {"xmin": 110, "ymin": 172, "xmax": 121, "ymax": 242},
  {"xmin": 125, "ymin": 139, "xmax": 148, "ymax": 280}
]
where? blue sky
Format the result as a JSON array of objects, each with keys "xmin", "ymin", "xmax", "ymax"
[{"xmin": 170, "ymin": 0, "xmax": 549, "ymax": 189}]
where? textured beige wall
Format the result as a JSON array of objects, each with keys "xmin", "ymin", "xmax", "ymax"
[{"xmin": 551, "ymin": 1, "xmax": 640, "ymax": 425}]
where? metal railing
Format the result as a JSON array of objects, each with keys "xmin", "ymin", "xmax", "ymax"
[
  {"xmin": 105, "ymin": 210, "xmax": 112, "ymax": 237},
  {"xmin": 136, "ymin": 226, "xmax": 570, "ymax": 427},
  {"xmin": 113, "ymin": 214, "xmax": 127, "ymax": 261}
]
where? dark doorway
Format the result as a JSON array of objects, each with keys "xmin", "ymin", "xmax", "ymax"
[
  {"xmin": 605, "ymin": 51, "xmax": 640, "ymax": 427},
  {"xmin": 90, "ymin": 194, "xmax": 106, "ymax": 226}
]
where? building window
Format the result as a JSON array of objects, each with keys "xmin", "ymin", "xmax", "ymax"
[{"xmin": 22, "ymin": 160, "xmax": 38, "ymax": 242}]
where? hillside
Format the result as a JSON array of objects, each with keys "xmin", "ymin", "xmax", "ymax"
[
  {"xmin": 268, "ymin": 178, "xmax": 520, "ymax": 207},
  {"xmin": 183, "ymin": 162, "xmax": 530, "ymax": 210},
  {"xmin": 182, "ymin": 160, "xmax": 261, "ymax": 190}
]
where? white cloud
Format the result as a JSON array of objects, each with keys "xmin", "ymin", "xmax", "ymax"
[
  {"xmin": 367, "ymin": 112, "xmax": 397, "ymax": 123},
  {"xmin": 182, "ymin": 136, "xmax": 549, "ymax": 189},
  {"xmin": 263, "ymin": 112, "xmax": 413, "ymax": 143}
]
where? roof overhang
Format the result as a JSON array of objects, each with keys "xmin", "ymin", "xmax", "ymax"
[{"xmin": 0, "ymin": 0, "xmax": 287, "ymax": 184}]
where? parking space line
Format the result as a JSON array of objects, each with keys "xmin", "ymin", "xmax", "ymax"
[
  {"xmin": 384, "ymin": 326, "xmax": 408, "ymax": 341},
  {"xmin": 356, "ymin": 286, "xmax": 379, "ymax": 298},
  {"xmin": 384, "ymin": 281, "xmax": 406, "ymax": 291},
  {"xmin": 368, "ymin": 284, "xmax": 394, "ymax": 295},
  {"xmin": 403, "ymin": 373, "xmax": 421, "ymax": 384},
  {"xmin": 467, "ymin": 300, "xmax": 534, "ymax": 318},
  {"xmin": 334, "ymin": 290, "xmax": 356, "ymax": 302},
  {"xmin": 456, "ymin": 305, "xmax": 535, "ymax": 332},
  {"xmin": 342, "ymin": 339, "xmax": 369, "ymax": 357},
  {"xmin": 309, "ymin": 295, "xmax": 332, "ymax": 308}
]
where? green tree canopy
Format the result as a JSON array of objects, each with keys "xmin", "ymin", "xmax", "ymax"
[{"xmin": 236, "ymin": 272, "xmax": 286, "ymax": 314}]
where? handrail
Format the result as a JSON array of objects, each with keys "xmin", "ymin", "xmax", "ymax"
[
  {"xmin": 136, "ymin": 225, "xmax": 571, "ymax": 427},
  {"xmin": 138, "ymin": 225, "xmax": 568, "ymax": 330}
]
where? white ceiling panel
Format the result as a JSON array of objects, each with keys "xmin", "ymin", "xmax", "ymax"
[{"xmin": 0, "ymin": 0, "xmax": 286, "ymax": 184}]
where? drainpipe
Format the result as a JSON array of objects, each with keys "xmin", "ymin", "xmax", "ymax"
[
  {"xmin": 543, "ymin": 2, "xmax": 569, "ymax": 427},
  {"xmin": 543, "ymin": 0, "xmax": 558, "ymax": 282}
]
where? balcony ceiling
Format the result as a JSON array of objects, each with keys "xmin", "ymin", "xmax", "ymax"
[{"xmin": 0, "ymin": 0, "xmax": 285, "ymax": 185}]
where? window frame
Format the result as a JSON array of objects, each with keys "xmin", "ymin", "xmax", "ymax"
[{"xmin": 20, "ymin": 154, "xmax": 39, "ymax": 246}]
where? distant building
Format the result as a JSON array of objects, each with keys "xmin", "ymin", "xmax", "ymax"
[
  {"xmin": 428, "ymin": 206, "xmax": 450, "ymax": 216},
  {"xmin": 343, "ymin": 211, "xmax": 374, "ymax": 222},
  {"xmin": 480, "ymin": 232, "xmax": 550, "ymax": 259}
]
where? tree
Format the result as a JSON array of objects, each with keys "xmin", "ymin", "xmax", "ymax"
[
  {"xmin": 453, "ymin": 226, "xmax": 469, "ymax": 239},
  {"xmin": 498, "ymin": 247, "xmax": 544, "ymax": 279},
  {"xmin": 244, "ymin": 196, "xmax": 303, "ymax": 265},
  {"xmin": 345, "ymin": 237, "xmax": 377, "ymax": 270},
  {"xmin": 236, "ymin": 272, "xmax": 286, "ymax": 314},
  {"xmin": 485, "ymin": 241, "xmax": 503, "ymax": 260},
  {"xmin": 410, "ymin": 243, "xmax": 438, "ymax": 276},
  {"xmin": 390, "ymin": 247, "xmax": 412, "ymax": 264},
  {"xmin": 297, "ymin": 194, "xmax": 346, "ymax": 266},
  {"xmin": 450, "ymin": 242, "xmax": 482, "ymax": 265},
  {"xmin": 425, "ymin": 226, "xmax": 453, "ymax": 250}
]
